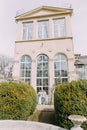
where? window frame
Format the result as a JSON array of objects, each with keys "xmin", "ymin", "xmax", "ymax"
[
  {"xmin": 54, "ymin": 54, "xmax": 68, "ymax": 85},
  {"xmin": 22, "ymin": 21, "xmax": 33, "ymax": 40},
  {"xmin": 53, "ymin": 17, "xmax": 66, "ymax": 38},
  {"xmin": 20, "ymin": 55, "xmax": 31, "ymax": 84}
]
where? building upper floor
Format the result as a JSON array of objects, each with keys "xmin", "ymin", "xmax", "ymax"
[{"xmin": 15, "ymin": 6, "xmax": 73, "ymax": 42}]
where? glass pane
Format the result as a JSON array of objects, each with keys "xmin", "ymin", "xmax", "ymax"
[
  {"xmin": 61, "ymin": 55, "xmax": 67, "ymax": 60},
  {"xmin": 53, "ymin": 18, "xmax": 66, "ymax": 38},
  {"xmin": 54, "ymin": 62, "xmax": 60, "ymax": 70},
  {"xmin": 36, "ymin": 54, "xmax": 49, "ymax": 94},
  {"xmin": 25, "ymin": 56, "xmax": 31, "ymax": 62},
  {"xmin": 25, "ymin": 63, "xmax": 31, "ymax": 69},
  {"xmin": 55, "ymin": 78, "xmax": 61, "ymax": 85},
  {"xmin": 21, "ymin": 56, "xmax": 25, "ymax": 62},
  {"xmin": 54, "ymin": 55, "xmax": 60, "ymax": 61},
  {"xmin": 23, "ymin": 22, "xmax": 33, "ymax": 40},
  {"xmin": 37, "ymin": 56, "xmax": 43, "ymax": 62},
  {"xmin": 37, "ymin": 70, "xmax": 42, "ymax": 77},
  {"xmin": 43, "ymin": 62, "xmax": 48, "ymax": 69},
  {"xmin": 37, "ymin": 62, "xmax": 42, "ymax": 69},
  {"xmin": 62, "ymin": 78, "xmax": 68, "ymax": 83},
  {"xmin": 43, "ymin": 79, "xmax": 48, "ymax": 86},
  {"xmin": 61, "ymin": 70, "xmax": 68, "ymax": 77},
  {"xmin": 38, "ymin": 21, "xmax": 49, "ymax": 39},
  {"xmin": 54, "ymin": 54, "xmax": 68, "ymax": 83},
  {"xmin": 37, "ymin": 87, "xmax": 41, "ymax": 93},
  {"xmin": 37, "ymin": 79, "xmax": 42, "ymax": 86},
  {"xmin": 25, "ymin": 70, "xmax": 31, "ymax": 77},
  {"xmin": 43, "ymin": 87, "xmax": 48, "ymax": 94},
  {"xmin": 43, "ymin": 55, "xmax": 48, "ymax": 61},
  {"xmin": 43, "ymin": 70, "xmax": 48, "ymax": 77},
  {"xmin": 55, "ymin": 70, "xmax": 61, "ymax": 77},
  {"xmin": 20, "ymin": 55, "xmax": 31, "ymax": 84}
]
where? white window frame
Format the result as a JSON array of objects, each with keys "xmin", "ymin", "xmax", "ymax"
[
  {"xmin": 54, "ymin": 54, "xmax": 68, "ymax": 85},
  {"xmin": 53, "ymin": 18, "xmax": 66, "ymax": 38},
  {"xmin": 37, "ymin": 20, "xmax": 49, "ymax": 39},
  {"xmin": 22, "ymin": 22, "xmax": 33, "ymax": 40}
]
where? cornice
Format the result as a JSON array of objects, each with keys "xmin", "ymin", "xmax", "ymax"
[
  {"xmin": 16, "ymin": 12, "xmax": 72, "ymax": 22},
  {"xmin": 15, "ymin": 37, "xmax": 73, "ymax": 43}
]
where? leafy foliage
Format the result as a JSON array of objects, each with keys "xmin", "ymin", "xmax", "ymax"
[
  {"xmin": 0, "ymin": 82, "xmax": 37, "ymax": 120},
  {"xmin": 54, "ymin": 80, "xmax": 87, "ymax": 130}
]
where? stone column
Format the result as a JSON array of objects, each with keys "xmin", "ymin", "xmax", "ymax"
[
  {"xmin": 13, "ymin": 60, "xmax": 20, "ymax": 80},
  {"xmin": 31, "ymin": 60, "xmax": 36, "ymax": 91},
  {"xmin": 49, "ymin": 59, "xmax": 55, "ymax": 104}
]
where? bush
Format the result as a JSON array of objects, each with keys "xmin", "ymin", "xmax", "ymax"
[
  {"xmin": 54, "ymin": 80, "xmax": 87, "ymax": 130},
  {"xmin": 0, "ymin": 82, "xmax": 37, "ymax": 120}
]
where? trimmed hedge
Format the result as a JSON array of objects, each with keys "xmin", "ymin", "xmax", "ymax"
[
  {"xmin": 0, "ymin": 82, "xmax": 37, "ymax": 120},
  {"xmin": 54, "ymin": 80, "xmax": 87, "ymax": 130}
]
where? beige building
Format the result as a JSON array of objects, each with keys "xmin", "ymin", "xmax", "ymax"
[{"xmin": 13, "ymin": 6, "xmax": 75, "ymax": 104}]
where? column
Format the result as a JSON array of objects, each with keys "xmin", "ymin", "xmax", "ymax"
[
  {"xmin": 49, "ymin": 59, "xmax": 55, "ymax": 104},
  {"xmin": 31, "ymin": 60, "xmax": 36, "ymax": 91}
]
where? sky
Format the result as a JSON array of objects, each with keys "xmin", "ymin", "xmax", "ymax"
[{"xmin": 0, "ymin": 0, "xmax": 87, "ymax": 58}]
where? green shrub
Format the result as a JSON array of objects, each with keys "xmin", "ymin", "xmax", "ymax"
[
  {"xmin": 0, "ymin": 82, "xmax": 37, "ymax": 120},
  {"xmin": 54, "ymin": 80, "xmax": 87, "ymax": 130}
]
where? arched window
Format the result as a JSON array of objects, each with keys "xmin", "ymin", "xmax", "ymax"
[
  {"xmin": 36, "ymin": 54, "xmax": 49, "ymax": 94},
  {"xmin": 20, "ymin": 55, "xmax": 31, "ymax": 84},
  {"xmin": 54, "ymin": 54, "xmax": 68, "ymax": 85}
]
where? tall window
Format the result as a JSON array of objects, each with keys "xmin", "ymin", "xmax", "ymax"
[
  {"xmin": 38, "ymin": 20, "xmax": 49, "ymax": 39},
  {"xmin": 54, "ymin": 54, "xmax": 68, "ymax": 85},
  {"xmin": 53, "ymin": 18, "xmax": 66, "ymax": 38},
  {"xmin": 20, "ymin": 55, "xmax": 31, "ymax": 84},
  {"xmin": 36, "ymin": 54, "xmax": 49, "ymax": 94},
  {"xmin": 23, "ymin": 22, "xmax": 33, "ymax": 40}
]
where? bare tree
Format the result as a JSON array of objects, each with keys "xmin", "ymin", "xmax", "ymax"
[{"xmin": 0, "ymin": 55, "xmax": 14, "ymax": 79}]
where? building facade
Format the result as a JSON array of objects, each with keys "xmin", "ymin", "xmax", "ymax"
[
  {"xmin": 75, "ymin": 54, "xmax": 87, "ymax": 80},
  {"xmin": 13, "ymin": 6, "xmax": 75, "ymax": 104}
]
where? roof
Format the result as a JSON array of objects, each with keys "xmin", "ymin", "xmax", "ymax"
[{"xmin": 15, "ymin": 6, "xmax": 73, "ymax": 21}]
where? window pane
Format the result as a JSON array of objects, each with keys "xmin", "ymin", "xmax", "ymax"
[
  {"xmin": 43, "ymin": 62, "xmax": 48, "ymax": 69},
  {"xmin": 43, "ymin": 79, "xmax": 48, "ymax": 86},
  {"xmin": 43, "ymin": 70, "xmax": 48, "ymax": 77},
  {"xmin": 20, "ymin": 55, "xmax": 31, "ymax": 84},
  {"xmin": 54, "ymin": 62, "xmax": 60, "ymax": 70},
  {"xmin": 55, "ymin": 70, "xmax": 60, "ymax": 77},
  {"xmin": 23, "ymin": 22, "xmax": 33, "ymax": 40},
  {"xmin": 53, "ymin": 18, "xmax": 66, "ymax": 38},
  {"xmin": 37, "ymin": 79, "xmax": 42, "ymax": 86},
  {"xmin": 54, "ymin": 54, "xmax": 68, "ymax": 84},
  {"xmin": 37, "ymin": 70, "xmax": 42, "ymax": 77},
  {"xmin": 37, "ymin": 62, "xmax": 42, "ymax": 69},
  {"xmin": 38, "ymin": 21, "xmax": 49, "ymax": 39},
  {"xmin": 36, "ymin": 54, "xmax": 49, "ymax": 95}
]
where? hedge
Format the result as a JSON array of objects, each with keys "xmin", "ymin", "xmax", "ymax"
[
  {"xmin": 54, "ymin": 80, "xmax": 87, "ymax": 130},
  {"xmin": 0, "ymin": 82, "xmax": 37, "ymax": 120}
]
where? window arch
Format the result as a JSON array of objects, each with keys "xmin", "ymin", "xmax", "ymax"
[
  {"xmin": 20, "ymin": 55, "xmax": 31, "ymax": 84},
  {"xmin": 36, "ymin": 54, "xmax": 49, "ymax": 94},
  {"xmin": 54, "ymin": 54, "xmax": 68, "ymax": 85}
]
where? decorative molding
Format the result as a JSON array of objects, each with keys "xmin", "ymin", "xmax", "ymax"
[{"xmin": 15, "ymin": 37, "xmax": 73, "ymax": 43}]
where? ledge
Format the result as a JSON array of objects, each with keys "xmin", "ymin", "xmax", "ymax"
[
  {"xmin": 15, "ymin": 37, "xmax": 73, "ymax": 43},
  {"xmin": 0, "ymin": 120, "xmax": 66, "ymax": 130}
]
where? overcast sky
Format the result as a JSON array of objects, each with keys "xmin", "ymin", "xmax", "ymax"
[{"xmin": 0, "ymin": 0, "xmax": 87, "ymax": 57}]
